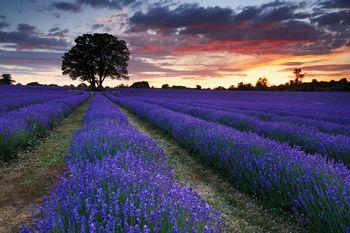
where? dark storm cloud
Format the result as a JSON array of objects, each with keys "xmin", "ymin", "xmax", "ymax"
[
  {"xmin": 51, "ymin": 2, "xmax": 82, "ymax": 13},
  {"xmin": 0, "ymin": 24, "xmax": 68, "ymax": 50},
  {"xmin": 0, "ymin": 16, "xmax": 6, "ymax": 20}
]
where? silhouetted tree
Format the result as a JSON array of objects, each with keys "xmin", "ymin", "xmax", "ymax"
[
  {"xmin": 162, "ymin": 84, "xmax": 169, "ymax": 88},
  {"xmin": 27, "ymin": 82, "xmax": 41, "ymax": 86},
  {"xmin": 293, "ymin": 68, "xmax": 306, "ymax": 84},
  {"xmin": 196, "ymin": 85, "xmax": 202, "ymax": 90},
  {"xmin": 255, "ymin": 77, "xmax": 269, "ymax": 90},
  {"xmin": 214, "ymin": 86, "xmax": 226, "ymax": 90},
  {"xmin": 172, "ymin": 85, "xmax": 188, "ymax": 89},
  {"xmin": 237, "ymin": 82, "xmax": 254, "ymax": 90},
  {"xmin": 130, "ymin": 81, "xmax": 150, "ymax": 88},
  {"xmin": 228, "ymin": 84, "xmax": 236, "ymax": 90},
  {"xmin": 78, "ymin": 83, "xmax": 88, "ymax": 88},
  {"xmin": 0, "ymin": 74, "xmax": 15, "ymax": 85},
  {"xmin": 62, "ymin": 33, "xmax": 130, "ymax": 90},
  {"xmin": 117, "ymin": 83, "xmax": 129, "ymax": 88}
]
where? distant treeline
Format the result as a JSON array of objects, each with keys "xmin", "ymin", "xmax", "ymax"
[
  {"xmin": 125, "ymin": 78, "xmax": 350, "ymax": 92},
  {"xmin": 2, "ymin": 71, "xmax": 349, "ymax": 91},
  {"xmin": 221, "ymin": 78, "xmax": 350, "ymax": 92}
]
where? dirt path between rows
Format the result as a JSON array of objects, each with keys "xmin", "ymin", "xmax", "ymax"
[
  {"xmin": 120, "ymin": 106, "xmax": 308, "ymax": 233},
  {"xmin": 0, "ymin": 99, "xmax": 90, "ymax": 233}
]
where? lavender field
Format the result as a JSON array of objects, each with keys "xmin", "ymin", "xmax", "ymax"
[{"xmin": 1, "ymin": 86, "xmax": 350, "ymax": 232}]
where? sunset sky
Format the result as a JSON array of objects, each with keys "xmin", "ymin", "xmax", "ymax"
[{"xmin": 0, "ymin": 0, "xmax": 349, "ymax": 88}]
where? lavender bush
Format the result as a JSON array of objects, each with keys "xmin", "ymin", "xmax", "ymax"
[
  {"xmin": 108, "ymin": 95, "xmax": 350, "ymax": 233},
  {"xmin": 21, "ymin": 94, "xmax": 223, "ymax": 232},
  {"xmin": 130, "ymin": 97, "xmax": 350, "ymax": 166},
  {"xmin": 0, "ymin": 92, "xmax": 89, "ymax": 160}
]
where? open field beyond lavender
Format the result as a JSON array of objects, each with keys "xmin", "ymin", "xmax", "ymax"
[{"xmin": 1, "ymin": 85, "xmax": 350, "ymax": 232}]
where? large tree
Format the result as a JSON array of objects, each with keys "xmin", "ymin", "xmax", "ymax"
[{"xmin": 62, "ymin": 33, "xmax": 130, "ymax": 90}]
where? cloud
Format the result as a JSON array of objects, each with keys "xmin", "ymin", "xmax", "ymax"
[
  {"xmin": 279, "ymin": 62, "xmax": 305, "ymax": 66},
  {"xmin": 280, "ymin": 64, "xmax": 350, "ymax": 72},
  {"xmin": 0, "ymin": 22, "xmax": 9, "ymax": 29},
  {"xmin": 0, "ymin": 16, "xmax": 6, "ymax": 20},
  {"xmin": 129, "ymin": 2, "xmax": 312, "ymax": 41},
  {"xmin": 321, "ymin": 0, "xmax": 350, "ymax": 9},
  {"xmin": 0, "ymin": 24, "xmax": 68, "ymax": 50},
  {"xmin": 17, "ymin": 23, "xmax": 38, "ymax": 34},
  {"xmin": 91, "ymin": 23, "xmax": 104, "ymax": 30},
  {"xmin": 302, "ymin": 64, "xmax": 350, "ymax": 71},
  {"xmin": 51, "ymin": 2, "xmax": 82, "ymax": 13},
  {"xmin": 50, "ymin": 0, "xmax": 142, "ymax": 14},
  {"xmin": 76, "ymin": 0, "xmax": 141, "ymax": 9},
  {"xmin": 128, "ymin": 57, "xmax": 244, "ymax": 80},
  {"xmin": 127, "ymin": 1, "xmax": 349, "ymax": 56},
  {"xmin": 47, "ymin": 27, "xmax": 69, "ymax": 38},
  {"xmin": 0, "ymin": 50, "xmax": 62, "ymax": 68}
]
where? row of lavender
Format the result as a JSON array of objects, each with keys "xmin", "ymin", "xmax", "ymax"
[
  {"xmin": 126, "ymin": 96, "xmax": 350, "ymax": 166},
  {"xmin": 0, "ymin": 85, "xmax": 83, "ymax": 113},
  {"xmin": 0, "ymin": 91, "xmax": 89, "ymax": 160},
  {"xmin": 143, "ymin": 97, "xmax": 350, "ymax": 137},
  {"xmin": 106, "ymin": 93, "xmax": 350, "ymax": 232},
  {"xmin": 22, "ymin": 94, "xmax": 223, "ymax": 232},
  {"xmin": 117, "ymin": 89, "xmax": 350, "ymax": 125}
]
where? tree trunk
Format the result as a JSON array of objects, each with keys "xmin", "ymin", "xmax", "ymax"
[
  {"xmin": 97, "ymin": 75, "xmax": 103, "ymax": 90},
  {"xmin": 89, "ymin": 78, "xmax": 97, "ymax": 91}
]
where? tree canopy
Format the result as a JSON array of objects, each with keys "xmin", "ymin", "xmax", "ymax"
[
  {"xmin": 62, "ymin": 33, "xmax": 130, "ymax": 90},
  {"xmin": 130, "ymin": 81, "xmax": 150, "ymax": 88},
  {"xmin": 0, "ymin": 74, "xmax": 15, "ymax": 85}
]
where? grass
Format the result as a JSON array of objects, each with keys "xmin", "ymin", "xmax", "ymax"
[
  {"xmin": 0, "ymin": 99, "xmax": 90, "ymax": 233},
  {"xmin": 121, "ymin": 106, "xmax": 309, "ymax": 233}
]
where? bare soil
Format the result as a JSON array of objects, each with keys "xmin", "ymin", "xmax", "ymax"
[
  {"xmin": 120, "ymin": 106, "xmax": 308, "ymax": 233},
  {"xmin": 0, "ymin": 100, "xmax": 90, "ymax": 232}
]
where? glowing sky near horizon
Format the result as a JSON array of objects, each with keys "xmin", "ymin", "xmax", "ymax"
[{"xmin": 0, "ymin": 0, "xmax": 349, "ymax": 88}]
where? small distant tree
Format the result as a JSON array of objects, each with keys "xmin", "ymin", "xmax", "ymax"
[
  {"xmin": 78, "ymin": 83, "xmax": 88, "ymax": 88},
  {"xmin": 0, "ymin": 74, "xmax": 15, "ymax": 85},
  {"xmin": 255, "ymin": 77, "xmax": 269, "ymax": 90},
  {"xmin": 172, "ymin": 85, "xmax": 188, "ymax": 89},
  {"xmin": 130, "ymin": 81, "xmax": 150, "ymax": 88},
  {"xmin": 62, "ymin": 33, "xmax": 130, "ymax": 90},
  {"xmin": 27, "ymin": 82, "xmax": 41, "ymax": 86},
  {"xmin": 293, "ymin": 68, "xmax": 306, "ymax": 84},
  {"xmin": 117, "ymin": 83, "xmax": 129, "ymax": 88},
  {"xmin": 196, "ymin": 85, "xmax": 202, "ymax": 90},
  {"xmin": 162, "ymin": 84, "xmax": 169, "ymax": 89},
  {"xmin": 228, "ymin": 85, "xmax": 236, "ymax": 90},
  {"xmin": 237, "ymin": 82, "xmax": 254, "ymax": 90},
  {"xmin": 214, "ymin": 86, "xmax": 226, "ymax": 90}
]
